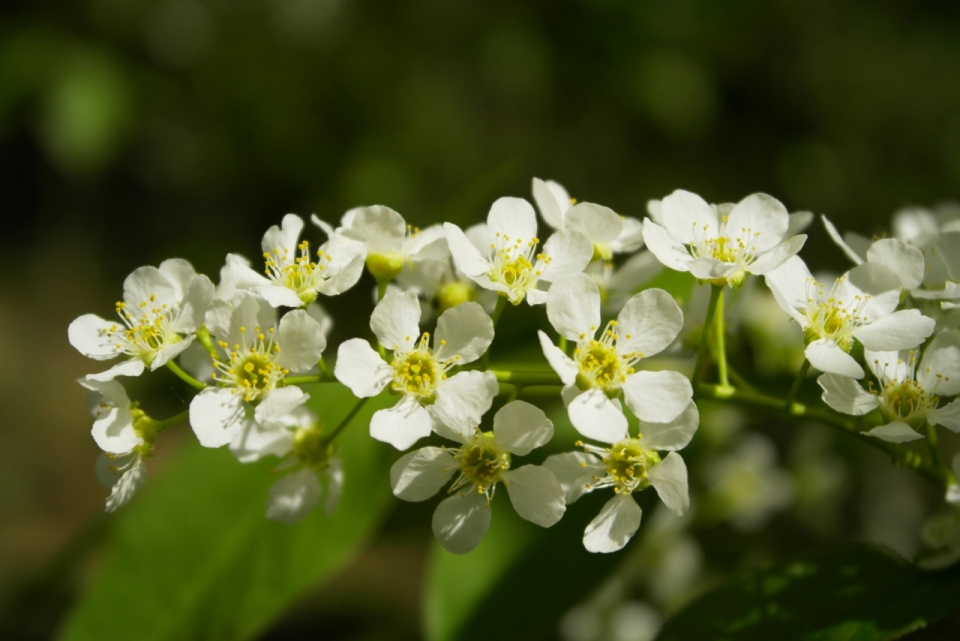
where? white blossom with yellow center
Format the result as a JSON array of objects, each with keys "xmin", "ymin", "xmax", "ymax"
[
  {"xmin": 642, "ymin": 189, "xmax": 807, "ymax": 287},
  {"xmin": 227, "ymin": 214, "xmax": 365, "ymax": 308},
  {"xmin": 390, "ymin": 401, "xmax": 565, "ymax": 554},
  {"xmin": 69, "ymin": 259, "xmax": 215, "ymax": 381},
  {"xmin": 189, "ymin": 295, "xmax": 326, "ymax": 448},
  {"xmin": 444, "ymin": 197, "xmax": 593, "ymax": 306},
  {"xmin": 538, "ymin": 273, "xmax": 692, "ymax": 443},
  {"xmin": 544, "ymin": 402, "xmax": 699, "ymax": 553},
  {"xmin": 335, "ymin": 290, "xmax": 498, "ymax": 450},
  {"xmin": 766, "ymin": 255, "xmax": 936, "ymax": 378},
  {"xmin": 819, "ymin": 329, "xmax": 960, "ymax": 442}
]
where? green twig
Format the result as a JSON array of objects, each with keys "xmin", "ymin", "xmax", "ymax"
[
  {"xmin": 926, "ymin": 422, "xmax": 943, "ymax": 471},
  {"xmin": 491, "ymin": 370, "xmax": 563, "ymax": 386},
  {"xmin": 715, "ymin": 288, "xmax": 729, "ymax": 388},
  {"xmin": 785, "ymin": 359, "xmax": 811, "ymax": 410},
  {"xmin": 692, "ymin": 285, "xmax": 723, "ymax": 391},
  {"xmin": 154, "ymin": 409, "xmax": 190, "ymax": 434},
  {"xmin": 165, "ymin": 360, "xmax": 206, "ymax": 390},
  {"xmin": 322, "ymin": 397, "xmax": 369, "ymax": 445}
]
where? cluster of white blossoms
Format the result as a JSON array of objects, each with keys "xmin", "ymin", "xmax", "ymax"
[{"xmin": 69, "ymin": 179, "xmax": 960, "ymax": 563}]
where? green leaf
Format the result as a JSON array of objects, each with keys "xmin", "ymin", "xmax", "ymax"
[
  {"xmin": 657, "ymin": 544, "xmax": 960, "ymax": 641},
  {"xmin": 59, "ymin": 384, "xmax": 395, "ymax": 641}
]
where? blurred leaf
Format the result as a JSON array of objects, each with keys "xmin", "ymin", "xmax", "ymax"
[
  {"xmin": 657, "ymin": 544, "xmax": 960, "ymax": 641},
  {"xmin": 59, "ymin": 384, "xmax": 395, "ymax": 641},
  {"xmin": 641, "ymin": 268, "xmax": 696, "ymax": 301}
]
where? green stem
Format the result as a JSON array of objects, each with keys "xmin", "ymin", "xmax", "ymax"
[
  {"xmin": 926, "ymin": 422, "xmax": 943, "ymax": 471},
  {"xmin": 377, "ymin": 279, "xmax": 390, "ymax": 302},
  {"xmin": 785, "ymin": 359, "xmax": 811, "ymax": 410},
  {"xmin": 559, "ymin": 336, "xmax": 568, "ymax": 354},
  {"xmin": 154, "ymin": 409, "xmax": 189, "ymax": 433},
  {"xmin": 481, "ymin": 296, "xmax": 509, "ymax": 370},
  {"xmin": 491, "ymin": 370, "xmax": 563, "ymax": 386},
  {"xmin": 322, "ymin": 397, "xmax": 369, "ymax": 445},
  {"xmin": 692, "ymin": 285, "xmax": 724, "ymax": 390},
  {"xmin": 280, "ymin": 372, "xmax": 336, "ymax": 387},
  {"xmin": 715, "ymin": 288, "xmax": 729, "ymax": 388},
  {"xmin": 195, "ymin": 326, "xmax": 219, "ymax": 360},
  {"xmin": 699, "ymin": 383, "xmax": 945, "ymax": 487},
  {"xmin": 166, "ymin": 360, "xmax": 206, "ymax": 390}
]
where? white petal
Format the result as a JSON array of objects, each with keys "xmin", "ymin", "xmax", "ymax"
[
  {"xmin": 390, "ymin": 447, "xmax": 457, "ymax": 501},
  {"xmin": 464, "ymin": 223, "xmax": 492, "ymax": 254},
  {"xmin": 532, "ymin": 177, "xmax": 566, "ymax": 229},
  {"xmin": 318, "ymin": 251, "xmax": 365, "ymax": 296},
  {"xmin": 334, "ymin": 339, "xmax": 391, "ymax": 398},
  {"xmin": 68, "ymin": 314, "xmax": 124, "ymax": 360},
  {"xmin": 151, "ymin": 336, "xmax": 195, "ymax": 370},
  {"xmin": 260, "ymin": 285, "xmax": 306, "ymax": 309},
  {"xmin": 493, "ymin": 400, "xmax": 554, "ymax": 455},
  {"xmin": 405, "ymin": 225, "xmax": 450, "ymax": 261},
  {"xmin": 189, "ymin": 388, "xmax": 245, "ymax": 448},
  {"xmin": 564, "ymin": 203, "xmax": 623, "ymax": 244},
  {"xmin": 805, "ymin": 340, "xmax": 865, "ymax": 378},
  {"xmin": 543, "ymin": 452, "xmax": 605, "ymax": 504},
  {"xmin": 610, "ymin": 217, "xmax": 645, "ymax": 253},
  {"xmin": 687, "ymin": 257, "xmax": 741, "ymax": 281},
  {"xmin": 919, "ymin": 330, "xmax": 960, "ymax": 396},
  {"xmin": 546, "ymin": 273, "xmax": 601, "ymax": 340},
  {"xmin": 85, "ymin": 358, "xmax": 146, "ymax": 382},
  {"xmin": 606, "ymin": 251, "xmax": 663, "ymax": 293},
  {"xmin": 123, "ymin": 266, "xmax": 177, "ymax": 312},
  {"xmin": 226, "ymin": 254, "xmax": 271, "ymax": 292},
  {"xmin": 230, "ymin": 418, "xmax": 293, "ymax": 463},
  {"xmin": 726, "ymin": 193, "xmax": 789, "ymax": 253},
  {"xmin": 616, "ymin": 288, "xmax": 684, "ymax": 358},
  {"xmin": 525, "ymin": 287, "xmax": 548, "ymax": 305},
  {"xmin": 893, "ymin": 207, "xmax": 940, "ymax": 245},
  {"xmin": 746, "ymin": 235, "xmax": 807, "ymax": 275},
  {"xmin": 504, "ymin": 465, "xmax": 566, "ymax": 527},
  {"xmin": 641, "ymin": 219, "xmax": 691, "ymax": 272},
  {"xmin": 104, "ymin": 457, "xmax": 146, "ymax": 513},
  {"xmin": 622, "ymin": 370, "xmax": 693, "ymax": 424},
  {"xmin": 817, "ymin": 374, "xmax": 880, "ymax": 416},
  {"xmin": 867, "ymin": 239, "xmax": 925, "ymax": 290},
  {"xmin": 432, "ymin": 490, "xmax": 492, "ymax": 555},
  {"xmin": 157, "ymin": 257, "xmax": 196, "ymax": 300},
  {"xmin": 647, "ymin": 452, "xmax": 689, "ymax": 515},
  {"xmin": 639, "ymin": 401, "xmax": 699, "ymax": 452},
  {"xmin": 853, "ymin": 310, "xmax": 935, "ymax": 352},
  {"xmin": 822, "ymin": 215, "xmax": 865, "ymax": 264},
  {"xmin": 370, "ymin": 397, "xmax": 433, "ymax": 450},
  {"xmin": 91, "ymin": 407, "xmax": 139, "ymax": 454},
  {"xmin": 929, "ymin": 399, "xmax": 960, "ymax": 432},
  {"xmin": 344, "ymin": 205, "xmax": 405, "ymax": 252},
  {"xmin": 488, "ymin": 197, "xmax": 538, "ymax": 244},
  {"xmin": 786, "ymin": 211, "xmax": 814, "ymax": 236},
  {"xmin": 78, "ymin": 376, "xmax": 131, "ymax": 409},
  {"xmin": 274, "ymin": 309, "xmax": 326, "ymax": 372},
  {"xmin": 444, "ymin": 223, "xmax": 490, "ymax": 277},
  {"xmin": 255, "ymin": 386, "xmax": 307, "ymax": 427},
  {"xmin": 538, "ymin": 331, "xmax": 579, "ymax": 386},
  {"xmin": 540, "ymin": 229, "xmax": 594, "ymax": 282},
  {"xmin": 846, "ymin": 263, "xmax": 902, "ymax": 320},
  {"xmin": 568, "ymin": 389, "xmax": 629, "ymax": 443},
  {"xmin": 227, "ymin": 294, "xmax": 269, "ymax": 348},
  {"xmin": 764, "ymin": 256, "xmax": 813, "ymax": 323},
  {"xmin": 661, "ymin": 189, "xmax": 717, "ymax": 245},
  {"xmin": 171, "ymin": 273, "xmax": 215, "ymax": 333},
  {"xmin": 265, "ymin": 469, "xmax": 321, "ymax": 523},
  {"xmin": 863, "ymin": 421, "xmax": 923, "ymax": 443},
  {"xmin": 583, "ymin": 494, "xmax": 642, "ymax": 554},
  {"xmin": 430, "ymin": 371, "xmax": 499, "ymax": 440},
  {"xmin": 261, "ymin": 213, "xmax": 304, "ymax": 256},
  {"xmin": 370, "ymin": 290, "xmax": 422, "ymax": 352},
  {"xmin": 434, "ymin": 302, "xmax": 494, "ymax": 363}
]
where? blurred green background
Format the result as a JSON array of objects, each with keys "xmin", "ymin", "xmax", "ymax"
[{"xmin": 4, "ymin": 0, "xmax": 960, "ymax": 639}]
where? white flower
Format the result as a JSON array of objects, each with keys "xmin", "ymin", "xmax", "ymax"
[
  {"xmin": 538, "ymin": 273, "xmax": 691, "ymax": 443},
  {"xmin": 818, "ymin": 329, "xmax": 960, "ymax": 442},
  {"xmin": 544, "ymin": 402, "xmax": 699, "ymax": 553},
  {"xmin": 390, "ymin": 401, "xmax": 565, "ymax": 554},
  {"xmin": 392, "ymin": 247, "xmax": 498, "ymax": 319},
  {"xmin": 189, "ymin": 295, "xmax": 325, "ymax": 448},
  {"xmin": 765, "ymin": 256, "xmax": 936, "ymax": 378},
  {"xmin": 586, "ymin": 252, "xmax": 664, "ymax": 314},
  {"xmin": 230, "ymin": 406, "xmax": 343, "ymax": 523},
  {"xmin": 227, "ymin": 214, "xmax": 365, "ymax": 308},
  {"xmin": 314, "ymin": 206, "xmax": 449, "ymax": 281},
  {"xmin": 822, "ymin": 216, "xmax": 927, "ymax": 291},
  {"xmin": 68, "ymin": 259, "xmax": 215, "ymax": 380},
  {"xmin": 532, "ymin": 177, "xmax": 646, "ymax": 260},
  {"xmin": 444, "ymin": 197, "xmax": 593, "ymax": 305},
  {"xmin": 642, "ymin": 190, "xmax": 807, "ymax": 287},
  {"xmin": 335, "ymin": 290, "xmax": 498, "ymax": 450},
  {"xmin": 80, "ymin": 377, "xmax": 148, "ymax": 512}
]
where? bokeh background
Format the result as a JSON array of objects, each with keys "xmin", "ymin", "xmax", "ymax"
[{"xmin": 4, "ymin": 0, "xmax": 960, "ymax": 639}]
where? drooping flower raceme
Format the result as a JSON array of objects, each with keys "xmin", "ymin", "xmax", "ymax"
[
  {"xmin": 189, "ymin": 294, "xmax": 326, "ymax": 448},
  {"xmin": 544, "ymin": 402, "xmax": 699, "ymax": 553},
  {"xmin": 818, "ymin": 329, "xmax": 960, "ymax": 442},
  {"xmin": 227, "ymin": 214, "xmax": 365, "ymax": 308},
  {"xmin": 538, "ymin": 273, "xmax": 692, "ymax": 443},
  {"xmin": 532, "ymin": 177, "xmax": 645, "ymax": 260},
  {"xmin": 765, "ymin": 256, "xmax": 936, "ymax": 378},
  {"xmin": 390, "ymin": 400, "xmax": 565, "ymax": 554},
  {"xmin": 69, "ymin": 259, "xmax": 215, "ymax": 380},
  {"xmin": 230, "ymin": 405, "xmax": 343, "ymax": 523},
  {"xmin": 444, "ymin": 197, "xmax": 593, "ymax": 305},
  {"xmin": 335, "ymin": 291, "xmax": 498, "ymax": 450},
  {"xmin": 642, "ymin": 190, "xmax": 807, "ymax": 287}
]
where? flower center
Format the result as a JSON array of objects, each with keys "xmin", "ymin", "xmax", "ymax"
[
  {"xmin": 213, "ymin": 326, "xmax": 287, "ymax": 402},
  {"xmin": 448, "ymin": 431, "xmax": 511, "ymax": 499},
  {"xmin": 390, "ymin": 333, "xmax": 449, "ymax": 401},
  {"xmin": 574, "ymin": 321, "xmax": 640, "ymax": 394},
  {"xmin": 802, "ymin": 276, "xmax": 870, "ymax": 350},
  {"xmin": 688, "ymin": 216, "xmax": 762, "ymax": 267},
  {"xmin": 292, "ymin": 422, "xmax": 335, "ymax": 470},
  {"xmin": 869, "ymin": 353, "xmax": 941, "ymax": 426},
  {"xmin": 488, "ymin": 233, "xmax": 548, "ymax": 301},
  {"xmin": 107, "ymin": 297, "xmax": 182, "ymax": 366},
  {"xmin": 264, "ymin": 241, "xmax": 328, "ymax": 305},
  {"xmin": 579, "ymin": 437, "xmax": 662, "ymax": 495}
]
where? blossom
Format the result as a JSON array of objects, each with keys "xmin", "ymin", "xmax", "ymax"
[
  {"xmin": 765, "ymin": 256, "xmax": 936, "ymax": 378},
  {"xmin": 189, "ymin": 294, "xmax": 325, "ymax": 448},
  {"xmin": 538, "ymin": 273, "xmax": 691, "ymax": 443},
  {"xmin": 69, "ymin": 259, "xmax": 215, "ymax": 380},
  {"xmin": 544, "ymin": 402, "xmax": 699, "ymax": 553},
  {"xmin": 822, "ymin": 216, "xmax": 927, "ymax": 291},
  {"xmin": 314, "ymin": 205, "xmax": 449, "ymax": 281},
  {"xmin": 227, "ymin": 214, "xmax": 365, "ymax": 308},
  {"xmin": 818, "ymin": 329, "xmax": 960, "ymax": 442},
  {"xmin": 230, "ymin": 406, "xmax": 343, "ymax": 523},
  {"xmin": 335, "ymin": 290, "xmax": 498, "ymax": 449},
  {"xmin": 390, "ymin": 400, "xmax": 565, "ymax": 554},
  {"xmin": 80, "ymin": 377, "xmax": 149, "ymax": 512},
  {"xmin": 642, "ymin": 190, "xmax": 807, "ymax": 287},
  {"xmin": 532, "ymin": 177, "xmax": 645, "ymax": 260},
  {"xmin": 444, "ymin": 197, "xmax": 593, "ymax": 305}
]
